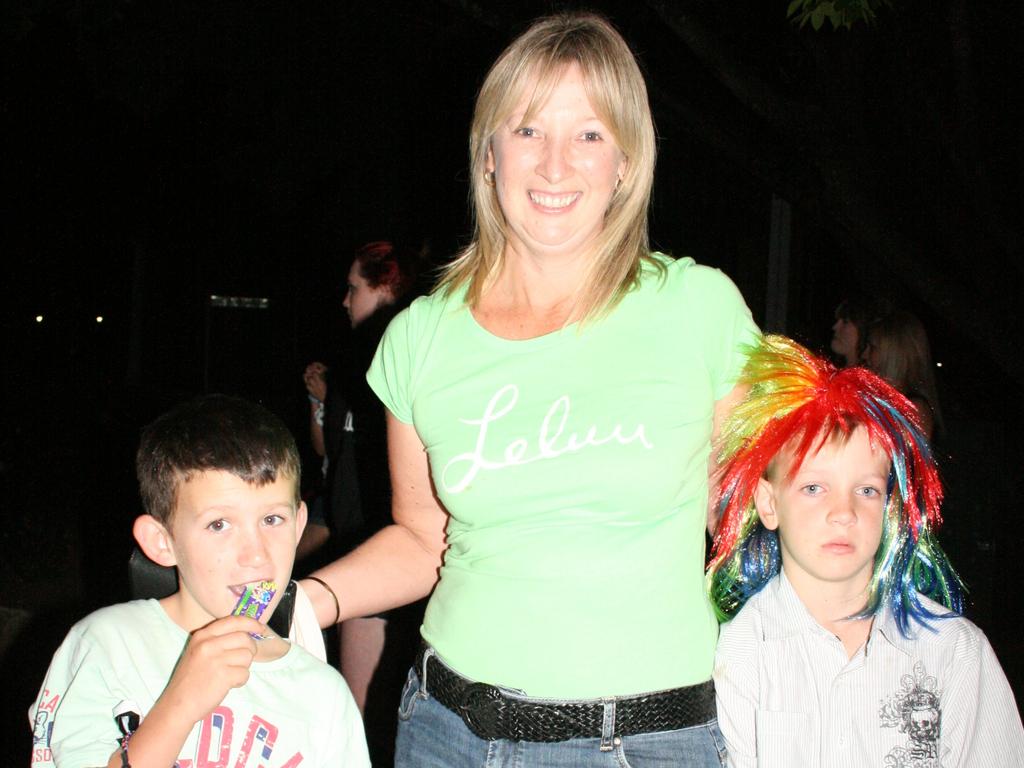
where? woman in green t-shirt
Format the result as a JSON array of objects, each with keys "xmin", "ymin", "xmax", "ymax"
[{"xmin": 303, "ymin": 12, "xmax": 757, "ymax": 767}]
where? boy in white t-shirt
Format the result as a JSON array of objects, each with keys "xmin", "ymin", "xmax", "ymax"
[
  {"xmin": 707, "ymin": 335, "xmax": 1023, "ymax": 767},
  {"xmin": 29, "ymin": 395, "xmax": 369, "ymax": 768}
]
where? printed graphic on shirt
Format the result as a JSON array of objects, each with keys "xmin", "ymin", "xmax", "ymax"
[
  {"xmin": 441, "ymin": 384, "xmax": 653, "ymax": 494},
  {"xmin": 176, "ymin": 707, "xmax": 303, "ymax": 768},
  {"xmin": 31, "ymin": 688, "xmax": 60, "ymax": 764},
  {"xmin": 879, "ymin": 661, "xmax": 946, "ymax": 767},
  {"xmin": 30, "ymin": 698, "xmax": 304, "ymax": 768}
]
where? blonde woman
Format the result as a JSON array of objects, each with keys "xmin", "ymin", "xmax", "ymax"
[{"xmin": 304, "ymin": 13, "xmax": 757, "ymax": 766}]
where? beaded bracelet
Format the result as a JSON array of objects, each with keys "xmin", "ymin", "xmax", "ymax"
[{"xmin": 119, "ymin": 732, "xmax": 131, "ymax": 768}]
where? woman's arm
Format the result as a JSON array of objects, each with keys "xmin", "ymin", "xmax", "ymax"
[
  {"xmin": 308, "ymin": 400, "xmax": 326, "ymax": 458},
  {"xmin": 707, "ymin": 383, "xmax": 748, "ymax": 536},
  {"xmin": 302, "ymin": 412, "xmax": 448, "ymax": 627}
]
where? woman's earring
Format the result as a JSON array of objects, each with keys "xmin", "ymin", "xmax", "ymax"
[{"xmin": 484, "ymin": 170, "xmax": 495, "ymax": 186}]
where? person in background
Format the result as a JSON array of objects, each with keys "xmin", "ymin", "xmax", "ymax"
[
  {"xmin": 296, "ymin": 358, "xmax": 331, "ymax": 562},
  {"xmin": 830, "ymin": 296, "xmax": 890, "ymax": 368},
  {"xmin": 302, "ymin": 240, "xmax": 421, "ymax": 764},
  {"xmin": 863, "ymin": 309, "xmax": 943, "ymax": 441},
  {"xmin": 303, "ymin": 13, "xmax": 758, "ymax": 767}
]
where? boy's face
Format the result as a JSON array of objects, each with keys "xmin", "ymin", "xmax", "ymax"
[
  {"xmin": 153, "ymin": 469, "xmax": 306, "ymax": 631},
  {"xmin": 755, "ymin": 426, "xmax": 888, "ymax": 600}
]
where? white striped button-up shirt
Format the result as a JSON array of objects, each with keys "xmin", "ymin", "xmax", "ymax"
[{"xmin": 714, "ymin": 570, "xmax": 1024, "ymax": 767}]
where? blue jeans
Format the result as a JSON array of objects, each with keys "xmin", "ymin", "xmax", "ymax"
[{"xmin": 394, "ymin": 666, "xmax": 728, "ymax": 768}]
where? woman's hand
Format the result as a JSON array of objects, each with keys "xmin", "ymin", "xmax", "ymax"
[{"xmin": 303, "ymin": 362, "xmax": 328, "ymax": 402}]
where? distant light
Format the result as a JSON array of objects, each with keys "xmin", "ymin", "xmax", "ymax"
[
  {"xmin": 95, "ymin": 316, "xmax": 104, "ymax": 323},
  {"xmin": 936, "ymin": 362, "xmax": 943, "ymax": 368},
  {"xmin": 35, "ymin": 315, "xmax": 44, "ymax": 323}
]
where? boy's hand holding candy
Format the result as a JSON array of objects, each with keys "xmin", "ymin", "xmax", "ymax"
[
  {"xmin": 121, "ymin": 581, "xmax": 279, "ymax": 762},
  {"xmin": 102, "ymin": 614, "xmax": 263, "ymax": 768}
]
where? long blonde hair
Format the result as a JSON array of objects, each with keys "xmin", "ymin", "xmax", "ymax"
[{"xmin": 437, "ymin": 12, "xmax": 660, "ymax": 322}]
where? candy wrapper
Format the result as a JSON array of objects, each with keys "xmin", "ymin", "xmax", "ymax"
[{"xmin": 231, "ymin": 580, "xmax": 277, "ymax": 637}]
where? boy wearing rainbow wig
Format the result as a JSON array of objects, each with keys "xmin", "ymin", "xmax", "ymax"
[{"xmin": 708, "ymin": 335, "xmax": 1023, "ymax": 767}]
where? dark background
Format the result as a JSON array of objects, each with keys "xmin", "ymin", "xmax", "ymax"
[{"xmin": 3, "ymin": 0, "xmax": 1022, "ymax": 761}]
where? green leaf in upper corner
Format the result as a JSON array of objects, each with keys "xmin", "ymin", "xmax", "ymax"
[{"xmin": 789, "ymin": 0, "xmax": 894, "ymax": 30}]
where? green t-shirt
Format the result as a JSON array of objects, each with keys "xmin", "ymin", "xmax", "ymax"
[{"xmin": 368, "ymin": 254, "xmax": 759, "ymax": 698}]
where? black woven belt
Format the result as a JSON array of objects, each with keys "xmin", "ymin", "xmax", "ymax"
[{"xmin": 414, "ymin": 646, "xmax": 717, "ymax": 743}]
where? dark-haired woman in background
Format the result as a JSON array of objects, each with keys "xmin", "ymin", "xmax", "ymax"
[
  {"xmin": 829, "ymin": 295, "xmax": 890, "ymax": 368},
  {"xmin": 302, "ymin": 241, "xmax": 421, "ymax": 764}
]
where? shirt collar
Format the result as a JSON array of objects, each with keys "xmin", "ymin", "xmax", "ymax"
[
  {"xmin": 760, "ymin": 569, "xmax": 833, "ymax": 641},
  {"xmin": 868, "ymin": 601, "xmax": 916, "ymax": 657},
  {"xmin": 761, "ymin": 569, "xmax": 915, "ymax": 657}
]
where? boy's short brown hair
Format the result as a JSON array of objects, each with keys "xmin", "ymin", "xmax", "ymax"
[{"xmin": 136, "ymin": 394, "xmax": 301, "ymax": 526}]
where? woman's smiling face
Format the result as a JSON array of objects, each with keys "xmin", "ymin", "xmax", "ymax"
[{"xmin": 486, "ymin": 63, "xmax": 625, "ymax": 263}]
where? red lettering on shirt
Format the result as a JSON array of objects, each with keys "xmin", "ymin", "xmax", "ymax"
[
  {"xmin": 195, "ymin": 706, "xmax": 233, "ymax": 768},
  {"xmin": 38, "ymin": 691, "xmax": 60, "ymax": 713},
  {"xmin": 179, "ymin": 707, "xmax": 302, "ymax": 767},
  {"xmin": 234, "ymin": 715, "xmax": 277, "ymax": 768}
]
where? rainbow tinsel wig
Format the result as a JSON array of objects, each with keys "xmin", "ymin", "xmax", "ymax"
[{"xmin": 706, "ymin": 334, "xmax": 963, "ymax": 637}]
